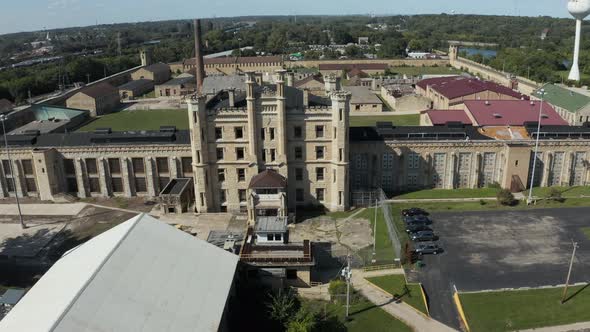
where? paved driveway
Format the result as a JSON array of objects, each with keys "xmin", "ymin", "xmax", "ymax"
[{"xmin": 412, "ymin": 207, "xmax": 590, "ymax": 329}]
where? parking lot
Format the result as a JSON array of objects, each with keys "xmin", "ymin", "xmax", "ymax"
[{"xmin": 412, "ymin": 207, "xmax": 590, "ymax": 328}]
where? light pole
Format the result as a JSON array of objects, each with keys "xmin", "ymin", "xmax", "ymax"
[
  {"xmin": 561, "ymin": 241, "xmax": 579, "ymax": 304},
  {"xmin": 0, "ymin": 114, "xmax": 26, "ymax": 229},
  {"xmin": 527, "ymin": 89, "xmax": 545, "ymax": 205}
]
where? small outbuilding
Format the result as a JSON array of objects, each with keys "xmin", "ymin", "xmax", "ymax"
[
  {"xmin": 66, "ymin": 82, "xmax": 120, "ymax": 117},
  {"xmin": 155, "ymin": 73, "xmax": 196, "ymax": 98},
  {"xmin": 118, "ymin": 79, "xmax": 154, "ymax": 99},
  {"xmin": 131, "ymin": 63, "xmax": 171, "ymax": 84}
]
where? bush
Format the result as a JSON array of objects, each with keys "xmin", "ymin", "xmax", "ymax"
[
  {"xmin": 497, "ymin": 189, "xmax": 516, "ymax": 206},
  {"xmin": 487, "ymin": 182, "xmax": 502, "ymax": 189},
  {"xmin": 479, "ymin": 199, "xmax": 487, "ymax": 206},
  {"xmin": 328, "ymin": 279, "xmax": 361, "ymax": 304},
  {"xmin": 328, "ymin": 280, "xmax": 346, "ymax": 302},
  {"xmin": 546, "ymin": 188, "xmax": 565, "ymax": 202}
]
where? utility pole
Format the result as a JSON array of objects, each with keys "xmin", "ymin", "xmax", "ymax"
[
  {"xmin": 342, "ymin": 253, "xmax": 352, "ymax": 319},
  {"xmin": 527, "ymin": 89, "xmax": 545, "ymax": 205},
  {"xmin": 561, "ymin": 241, "xmax": 579, "ymax": 304}
]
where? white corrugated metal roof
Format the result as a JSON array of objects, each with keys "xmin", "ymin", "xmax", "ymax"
[{"xmin": 0, "ymin": 214, "xmax": 238, "ymax": 332}]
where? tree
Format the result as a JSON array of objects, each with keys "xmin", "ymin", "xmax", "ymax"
[
  {"xmin": 267, "ymin": 289, "xmax": 300, "ymax": 326},
  {"xmin": 267, "ymin": 30, "xmax": 287, "ymax": 54},
  {"xmin": 286, "ymin": 307, "xmax": 316, "ymax": 332}
]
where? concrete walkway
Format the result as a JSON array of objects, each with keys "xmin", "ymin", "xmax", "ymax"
[
  {"xmin": 519, "ymin": 322, "xmax": 590, "ymax": 332},
  {"xmin": 352, "ymin": 270, "xmax": 458, "ymax": 332},
  {"xmin": 0, "ymin": 203, "xmax": 87, "ymax": 216}
]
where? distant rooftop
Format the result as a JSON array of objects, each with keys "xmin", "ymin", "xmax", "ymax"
[
  {"xmin": 464, "ymin": 100, "xmax": 567, "ymax": 126},
  {"xmin": 118, "ymin": 79, "xmax": 153, "ymax": 91},
  {"xmin": 343, "ymin": 86, "xmax": 382, "ymax": 104},
  {"xmin": 417, "ymin": 76, "xmax": 527, "ymax": 100},
  {"xmin": 0, "ymin": 289, "xmax": 26, "ymax": 306},
  {"xmin": 425, "ymin": 109, "xmax": 472, "ymax": 125},
  {"xmin": 534, "ymin": 83, "xmax": 590, "ymax": 113}
]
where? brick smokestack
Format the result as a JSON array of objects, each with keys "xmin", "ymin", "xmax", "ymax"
[{"xmin": 194, "ymin": 19, "xmax": 205, "ymax": 93}]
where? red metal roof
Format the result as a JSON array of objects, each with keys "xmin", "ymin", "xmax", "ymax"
[
  {"xmin": 464, "ymin": 100, "xmax": 568, "ymax": 126},
  {"xmin": 426, "ymin": 110, "xmax": 472, "ymax": 125},
  {"xmin": 417, "ymin": 76, "xmax": 527, "ymax": 100}
]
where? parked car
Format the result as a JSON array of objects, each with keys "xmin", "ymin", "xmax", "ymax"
[
  {"xmin": 405, "ymin": 224, "xmax": 432, "ymax": 234},
  {"xmin": 402, "ymin": 208, "xmax": 429, "ymax": 217},
  {"xmin": 404, "ymin": 215, "xmax": 432, "ymax": 225},
  {"xmin": 413, "ymin": 242, "xmax": 443, "ymax": 255},
  {"xmin": 409, "ymin": 230, "xmax": 437, "ymax": 242}
]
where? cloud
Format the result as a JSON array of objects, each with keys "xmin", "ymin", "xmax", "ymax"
[{"xmin": 48, "ymin": 0, "xmax": 80, "ymax": 10}]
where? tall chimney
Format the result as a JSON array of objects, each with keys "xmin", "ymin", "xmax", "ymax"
[{"xmin": 194, "ymin": 19, "xmax": 205, "ymax": 93}]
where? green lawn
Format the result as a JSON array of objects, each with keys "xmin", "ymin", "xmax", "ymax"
[
  {"xmin": 355, "ymin": 207, "xmax": 397, "ymax": 264},
  {"xmin": 304, "ymin": 298, "xmax": 412, "ymax": 332},
  {"xmin": 327, "ymin": 208, "xmax": 362, "ymax": 220},
  {"xmin": 461, "ymin": 285, "xmax": 590, "ymax": 332},
  {"xmin": 350, "ymin": 114, "xmax": 420, "ymax": 127},
  {"xmin": 582, "ymin": 227, "xmax": 590, "ymax": 240},
  {"xmin": 77, "ymin": 109, "xmax": 189, "ymax": 132},
  {"xmin": 366, "ymin": 274, "xmax": 428, "ymax": 315},
  {"xmin": 388, "ymin": 66, "xmax": 462, "ymax": 76},
  {"xmin": 394, "ymin": 188, "xmax": 500, "ymax": 199},
  {"xmin": 531, "ymin": 186, "xmax": 590, "ymax": 198}
]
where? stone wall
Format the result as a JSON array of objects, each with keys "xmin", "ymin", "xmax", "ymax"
[{"xmin": 286, "ymin": 59, "xmax": 450, "ymax": 69}]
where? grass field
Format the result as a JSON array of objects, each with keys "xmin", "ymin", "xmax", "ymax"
[
  {"xmin": 582, "ymin": 227, "xmax": 590, "ymax": 240},
  {"xmin": 356, "ymin": 207, "xmax": 397, "ymax": 263},
  {"xmin": 77, "ymin": 109, "xmax": 188, "ymax": 132},
  {"xmin": 366, "ymin": 274, "xmax": 428, "ymax": 315},
  {"xmin": 531, "ymin": 186, "xmax": 590, "ymax": 198},
  {"xmin": 394, "ymin": 188, "xmax": 500, "ymax": 199},
  {"xmin": 388, "ymin": 66, "xmax": 462, "ymax": 76},
  {"xmin": 350, "ymin": 114, "xmax": 420, "ymax": 127},
  {"xmin": 304, "ymin": 297, "xmax": 412, "ymax": 332},
  {"xmin": 461, "ymin": 285, "xmax": 590, "ymax": 332}
]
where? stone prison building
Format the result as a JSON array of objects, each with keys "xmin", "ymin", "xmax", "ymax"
[{"xmin": 2, "ymin": 71, "xmax": 590, "ymax": 216}]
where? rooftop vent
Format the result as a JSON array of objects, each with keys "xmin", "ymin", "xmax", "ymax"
[
  {"xmin": 541, "ymin": 114, "xmax": 549, "ymax": 119},
  {"xmin": 484, "ymin": 100, "xmax": 490, "ymax": 105},
  {"xmin": 493, "ymin": 113, "xmax": 502, "ymax": 118},
  {"xmin": 94, "ymin": 128, "xmax": 112, "ymax": 134},
  {"xmin": 530, "ymin": 101, "xmax": 535, "ymax": 106}
]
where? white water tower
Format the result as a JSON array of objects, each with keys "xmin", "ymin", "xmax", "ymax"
[{"xmin": 568, "ymin": 0, "xmax": 590, "ymax": 81}]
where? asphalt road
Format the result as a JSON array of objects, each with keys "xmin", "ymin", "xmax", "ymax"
[{"xmin": 414, "ymin": 207, "xmax": 590, "ymax": 329}]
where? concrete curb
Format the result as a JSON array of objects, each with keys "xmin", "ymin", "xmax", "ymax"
[{"xmin": 452, "ymin": 287, "xmax": 471, "ymax": 332}]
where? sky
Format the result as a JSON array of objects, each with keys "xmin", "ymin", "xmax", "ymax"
[{"xmin": 0, "ymin": 0, "xmax": 575, "ymax": 35}]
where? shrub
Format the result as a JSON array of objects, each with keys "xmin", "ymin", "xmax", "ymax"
[
  {"xmin": 328, "ymin": 280, "xmax": 346, "ymax": 302},
  {"xmin": 546, "ymin": 188, "xmax": 565, "ymax": 202},
  {"xmin": 487, "ymin": 182, "xmax": 502, "ymax": 189},
  {"xmin": 479, "ymin": 199, "xmax": 487, "ymax": 206},
  {"xmin": 497, "ymin": 189, "xmax": 516, "ymax": 206}
]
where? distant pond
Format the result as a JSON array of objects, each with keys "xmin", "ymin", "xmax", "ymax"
[{"xmin": 460, "ymin": 48, "xmax": 498, "ymax": 58}]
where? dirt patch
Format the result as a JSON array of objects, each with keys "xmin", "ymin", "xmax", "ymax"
[{"xmin": 290, "ymin": 215, "xmax": 372, "ymax": 255}]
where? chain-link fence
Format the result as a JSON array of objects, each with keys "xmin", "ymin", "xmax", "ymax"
[{"xmin": 379, "ymin": 189, "xmax": 402, "ymax": 260}]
